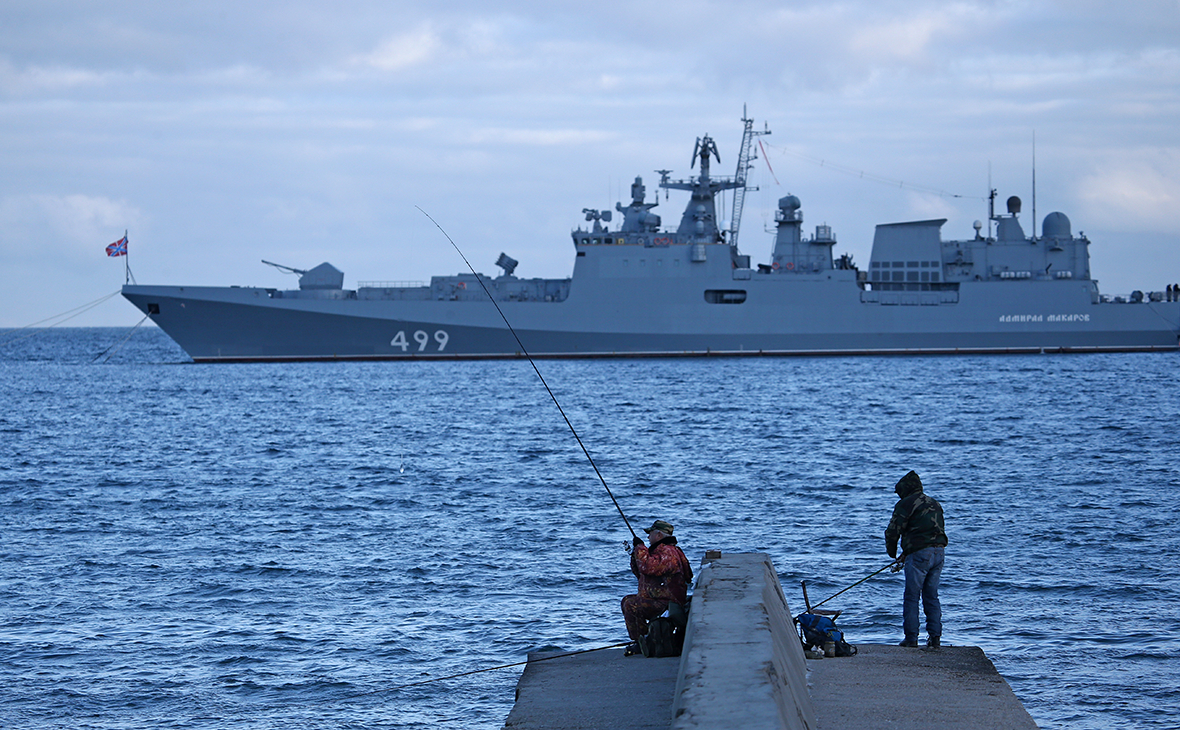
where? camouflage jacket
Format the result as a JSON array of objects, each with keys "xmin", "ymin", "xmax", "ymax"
[
  {"xmin": 631, "ymin": 538, "xmax": 693, "ymax": 605},
  {"xmin": 885, "ymin": 491, "xmax": 947, "ymax": 558}
]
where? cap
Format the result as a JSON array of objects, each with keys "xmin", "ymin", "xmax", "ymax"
[{"xmin": 644, "ymin": 519, "xmax": 674, "ymax": 535}]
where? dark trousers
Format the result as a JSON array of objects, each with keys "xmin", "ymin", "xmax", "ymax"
[{"xmin": 621, "ymin": 595, "xmax": 668, "ymax": 641}]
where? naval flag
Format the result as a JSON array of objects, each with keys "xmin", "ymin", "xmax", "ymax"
[{"xmin": 106, "ymin": 234, "xmax": 128, "ymax": 257}]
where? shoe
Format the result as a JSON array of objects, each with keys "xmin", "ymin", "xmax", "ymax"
[
  {"xmin": 926, "ymin": 637, "xmax": 940, "ymax": 648},
  {"xmin": 623, "ymin": 642, "xmax": 640, "ymax": 656},
  {"xmin": 898, "ymin": 638, "xmax": 919, "ymax": 647}
]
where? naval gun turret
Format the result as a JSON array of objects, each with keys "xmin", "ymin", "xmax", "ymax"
[{"xmin": 262, "ymin": 259, "xmax": 344, "ymax": 290}]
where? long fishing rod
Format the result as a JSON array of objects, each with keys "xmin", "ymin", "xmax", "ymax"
[
  {"xmin": 805, "ymin": 557, "xmax": 902, "ymax": 612},
  {"xmin": 417, "ymin": 207, "xmax": 638, "ymax": 539},
  {"xmin": 337, "ymin": 641, "xmax": 630, "ymax": 700}
]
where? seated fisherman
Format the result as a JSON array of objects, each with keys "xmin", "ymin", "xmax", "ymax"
[{"xmin": 621, "ymin": 519, "xmax": 693, "ymax": 656}]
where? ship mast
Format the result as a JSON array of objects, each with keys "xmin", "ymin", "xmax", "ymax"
[{"xmin": 728, "ymin": 106, "xmax": 770, "ymax": 249}]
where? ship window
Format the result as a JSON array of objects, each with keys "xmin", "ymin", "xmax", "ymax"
[
  {"xmin": 872, "ymin": 261, "xmax": 881, "ymax": 268},
  {"xmin": 931, "ymin": 272, "xmax": 939, "ymax": 282},
  {"xmin": 892, "ymin": 261, "xmax": 904, "ymax": 267},
  {"xmin": 892, "ymin": 272, "xmax": 905, "ymax": 282},
  {"xmin": 907, "ymin": 261, "xmax": 919, "ymax": 268},
  {"xmin": 921, "ymin": 272, "xmax": 930, "ymax": 282},
  {"xmin": 907, "ymin": 272, "xmax": 920, "ymax": 282},
  {"xmin": 704, "ymin": 289, "xmax": 747, "ymax": 304},
  {"xmin": 577, "ymin": 251, "xmax": 586, "ymax": 257},
  {"xmin": 921, "ymin": 261, "xmax": 931, "ymax": 268}
]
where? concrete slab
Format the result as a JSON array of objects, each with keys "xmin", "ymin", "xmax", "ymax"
[
  {"xmin": 806, "ymin": 644, "xmax": 1039, "ymax": 730},
  {"xmin": 503, "ymin": 648, "xmax": 679, "ymax": 730},
  {"xmin": 671, "ymin": 553, "xmax": 815, "ymax": 730}
]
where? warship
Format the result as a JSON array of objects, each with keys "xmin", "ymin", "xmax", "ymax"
[{"xmin": 122, "ymin": 116, "xmax": 1180, "ymax": 361}]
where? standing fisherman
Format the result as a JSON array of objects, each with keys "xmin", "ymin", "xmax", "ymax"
[
  {"xmin": 885, "ymin": 470, "xmax": 948, "ymax": 648},
  {"xmin": 621, "ymin": 520, "xmax": 693, "ymax": 656}
]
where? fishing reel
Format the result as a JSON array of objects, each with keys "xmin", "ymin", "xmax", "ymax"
[{"xmin": 890, "ymin": 557, "xmax": 905, "ymax": 573}]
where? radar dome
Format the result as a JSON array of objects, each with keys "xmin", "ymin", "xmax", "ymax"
[
  {"xmin": 1007, "ymin": 196, "xmax": 1022, "ymax": 214},
  {"xmin": 779, "ymin": 195, "xmax": 801, "ymax": 211},
  {"xmin": 1042, "ymin": 212, "xmax": 1071, "ymax": 239}
]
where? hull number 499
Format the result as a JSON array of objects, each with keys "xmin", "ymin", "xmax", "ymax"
[{"xmin": 391, "ymin": 330, "xmax": 449, "ymax": 352}]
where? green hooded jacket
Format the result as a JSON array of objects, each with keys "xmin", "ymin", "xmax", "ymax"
[{"xmin": 885, "ymin": 471, "xmax": 947, "ymax": 558}]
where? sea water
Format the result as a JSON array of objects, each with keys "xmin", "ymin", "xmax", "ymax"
[{"xmin": 1, "ymin": 327, "xmax": 1178, "ymax": 729}]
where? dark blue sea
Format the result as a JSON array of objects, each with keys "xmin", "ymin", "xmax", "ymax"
[{"xmin": 2, "ymin": 327, "xmax": 1178, "ymax": 729}]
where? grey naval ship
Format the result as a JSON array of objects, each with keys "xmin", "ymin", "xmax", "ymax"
[{"xmin": 123, "ymin": 117, "xmax": 1180, "ymax": 361}]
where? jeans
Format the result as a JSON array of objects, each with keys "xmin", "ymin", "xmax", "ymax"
[{"xmin": 903, "ymin": 546, "xmax": 944, "ymax": 640}]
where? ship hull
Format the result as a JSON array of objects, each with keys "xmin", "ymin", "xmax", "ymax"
[{"xmin": 122, "ymin": 280, "xmax": 1180, "ymax": 362}]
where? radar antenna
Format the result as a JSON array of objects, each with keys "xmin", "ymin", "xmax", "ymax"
[
  {"xmin": 728, "ymin": 105, "xmax": 771, "ymax": 249},
  {"xmin": 1031, "ymin": 130, "xmax": 1037, "ymax": 240},
  {"xmin": 655, "ymin": 170, "xmax": 672, "ymax": 199},
  {"xmin": 692, "ymin": 136, "xmax": 720, "ymax": 170}
]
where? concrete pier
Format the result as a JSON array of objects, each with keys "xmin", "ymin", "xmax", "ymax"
[
  {"xmin": 503, "ymin": 649, "xmax": 678, "ymax": 729},
  {"xmin": 504, "ymin": 552, "xmax": 1039, "ymax": 730},
  {"xmin": 808, "ymin": 643, "xmax": 1037, "ymax": 729}
]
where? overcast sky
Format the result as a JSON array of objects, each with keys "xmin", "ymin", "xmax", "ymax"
[{"xmin": 2, "ymin": 0, "xmax": 1178, "ymax": 327}]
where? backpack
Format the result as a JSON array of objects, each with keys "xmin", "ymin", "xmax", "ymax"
[
  {"xmin": 796, "ymin": 612, "xmax": 857, "ymax": 657},
  {"xmin": 640, "ymin": 600, "xmax": 690, "ymax": 658}
]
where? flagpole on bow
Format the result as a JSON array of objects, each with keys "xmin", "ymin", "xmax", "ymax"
[{"xmin": 106, "ymin": 231, "xmax": 134, "ymax": 283}]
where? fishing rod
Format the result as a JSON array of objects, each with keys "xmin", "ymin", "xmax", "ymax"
[
  {"xmin": 417, "ymin": 207, "xmax": 638, "ymax": 539},
  {"xmin": 337, "ymin": 641, "xmax": 630, "ymax": 700},
  {"xmin": 803, "ymin": 557, "xmax": 902, "ymax": 612}
]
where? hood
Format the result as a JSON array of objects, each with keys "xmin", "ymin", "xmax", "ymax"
[{"xmin": 894, "ymin": 470, "xmax": 923, "ymax": 498}]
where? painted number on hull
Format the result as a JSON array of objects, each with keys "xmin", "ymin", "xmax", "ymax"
[{"xmin": 391, "ymin": 330, "xmax": 449, "ymax": 352}]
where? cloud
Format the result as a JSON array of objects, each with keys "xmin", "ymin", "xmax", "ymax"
[
  {"xmin": 0, "ymin": 194, "xmax": 143, "ymax": 263},
  {"xmin": 354, "ymin": 24, "xmax": 443, "ymax": 72},
  {"xmin": 845, "ymin": 10, "xmax": 963, "ymax": 63},
  {"xmin": 0, "ymin": 58, "xmax": 120, "ymax": 94},
  {"xmin": 1076, "ymin": 151, "xmax": 1180, "ymax": 231},
  {"xmin": 466, "ymin": 127, "xmax": 615, "ymax": 146}
]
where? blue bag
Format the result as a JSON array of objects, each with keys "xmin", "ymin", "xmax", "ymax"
[{"xmin": 796, "ymin": 612, "xmax": 857, "ymax": 657}]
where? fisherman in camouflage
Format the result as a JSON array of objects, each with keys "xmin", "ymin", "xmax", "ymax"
[
  {"xmin": 885, "ymin": 470, "xmax": 948, "ymax": 648},
  {"xmin": 621, "ymin": 519, "xmax": 693, "ymax": 656}
]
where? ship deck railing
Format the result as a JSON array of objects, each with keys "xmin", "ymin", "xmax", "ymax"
[{"xmin": 356, "ymin": 281, "xmax": 428, "ymax": 289}]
